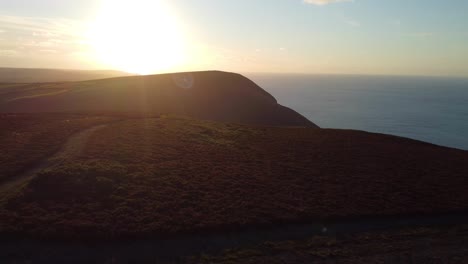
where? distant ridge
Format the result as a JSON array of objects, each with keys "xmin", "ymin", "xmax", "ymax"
[
  {"xmin": 0, "ymin": 67, "xmax": 131, "ymax": 83},
  {"xmin": 0, "ymin": 70, "xmax": 318, "ymax": 127}
]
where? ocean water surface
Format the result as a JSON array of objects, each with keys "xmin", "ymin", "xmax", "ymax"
[{"xmin": 248, "ymin": 74, "xmax": 468, "ymax": 150}]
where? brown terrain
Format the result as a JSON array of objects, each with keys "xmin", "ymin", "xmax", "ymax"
[
  {"xmin": 0, "ymin": 116, "xmax": 467, "ymax": 239},
  {"xmin": 0, "ymin": 71, "xmax": 317, "ymax": 128},
  {"xmin": 0, "ymin": 71, "xmax": 467, "ymax": 263}
]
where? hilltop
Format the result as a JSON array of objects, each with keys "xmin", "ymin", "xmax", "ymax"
[
  {"xmin": 0, "ymin": 71, "xmax": 317, "ymax": 127},
  {"xmin": 0, "ymin": 68, "xmax": 130, "ymax": 83}
]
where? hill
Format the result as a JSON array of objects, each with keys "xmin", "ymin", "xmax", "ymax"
[
  {"xmin": 1, "ymin": 71, "xmax": 467, "ymax": 261},
  {"xmin": 1, "ymin": 115, "xmax": 467, "ymax": 239},
  {"xmin": 0, "ymin": 71, "xmax": 318, "ymax": 127},
  {"xmin": 0, "ymin": 68, "xmax": 130, "ymax": 83}
]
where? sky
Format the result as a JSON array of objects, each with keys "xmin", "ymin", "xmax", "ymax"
[{"xmin": 0, "ymin": 0, "xmax": 467, "ymax": 76}]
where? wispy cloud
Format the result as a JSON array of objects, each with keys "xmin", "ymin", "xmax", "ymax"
[
  {"xmin": 0, "ymin": 15, "xmax": 88, "ymax": 59},
  {"xmin": 389, "ymin": 19, "xmax": 402, "ymax": 26},
  {"xmin": 406, "ymin": 32, "xmax": 435, "ymax": 38},
  {"xmin": 337, "ymin": 13, "xmax": 361, "ymax": 27},
  {"xmin": 345, "ymin": 19, "xmax": 360, "ymax": 27},
  {"xmin": 304, "ymin": 0, "xmax": 353, "ymax": 5},
  {"xmin": 0, "ymin": 49, "xmax": 18, "ymax": 57},
  {"xmin": 0, "ymin": 15, "xmax": 85, "ymax": 38}
]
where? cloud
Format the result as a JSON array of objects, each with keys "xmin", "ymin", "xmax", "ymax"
[
  {"xmin": 0, "ymin": 49, "xmax": 19, "ymax": 57},
  {"xmin": 39, "ymin": 49, "xmax": 58, "ymax": 54},
  {"xmin": 345, "ymin": 19, "xmax": 360, "ymax": 27},
  {"xmin": 389, "ymin": 19, "xmax": 402, "ymax": 26},
  {"xmin": 406, "ymin": 32, "xmax": 434, "ymax": 38},
  {"xmin": 0, "ymin": 15, "xmax": 85, "ymax": 38},
  {"xmin": 337, "ymin": 13, "xmax": 360, "ymax": 27},
  {"xmin": 0, "ymin": 15, "xmax": 88, "ymax": 58},
  {"xmin": 304, "ymin": 0, "xmax": 353, "ymax": 5}
]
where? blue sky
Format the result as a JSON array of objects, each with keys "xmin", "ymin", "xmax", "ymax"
[{"xmin": 1, "ymin": 0, "xmax": 467, "ymax": 76}]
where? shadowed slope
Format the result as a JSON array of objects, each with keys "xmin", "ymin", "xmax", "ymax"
[
  {"xmin": 0, "ymin": 124, "xmax": 108, "ymax": 200},
  {"xmin": 0, "ymin": 71, "xmax": 318, "ymax": 127},
  {"xmin": 0, "ymin": 114, "xmax": 115, "ymax": 183},
  {"xmin": 1, "ymin": 117, "xmax": 467, "ymax": 239}
]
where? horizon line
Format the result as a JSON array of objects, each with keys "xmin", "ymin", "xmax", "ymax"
[{"xmin": 1, "ymin": 66, "xmax": 467, "ymax": 79}]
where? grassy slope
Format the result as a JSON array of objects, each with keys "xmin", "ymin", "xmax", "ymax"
[
  {"xmin": 0, "ymin": 77, "xmax": 188, "ymax": 114},
  {"xmin": 2, "ymin": 116, "xmax": 467, "ymax": 238},
  {"xmin": 0, "ymin": 114, "xmax": 115, "ymax": 183}
]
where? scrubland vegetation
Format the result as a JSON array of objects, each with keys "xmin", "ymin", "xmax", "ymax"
[
  {"xmin": 1, "ymin": 116, "xmax": 467, "ymax": 239},
  {"xmin": 186, "ymin": 224, "xmax": 468, "ymax": 263},
  {"xmin": 0, "ymin": 114, "xmax": 115, "ymax": 183}
]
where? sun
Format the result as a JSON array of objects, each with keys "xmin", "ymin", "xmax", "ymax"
[{"xmin": 88, "ymin": 0, "xmax": 186, "ymax": 74}]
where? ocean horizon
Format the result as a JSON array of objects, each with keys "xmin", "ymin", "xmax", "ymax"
[{"xmin": 247, "ymin": 73, "xmax": 468, "ymax": 150}]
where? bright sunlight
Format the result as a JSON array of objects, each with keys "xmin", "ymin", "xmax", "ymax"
[{"xmin": 88, "ymin": 0, "xmax": 186, "ymax": 74}]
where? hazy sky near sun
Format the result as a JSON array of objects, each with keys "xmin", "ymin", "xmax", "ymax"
[{"xmin": 0, "ymin": 0, "xmax": 467, "ymax": 76}]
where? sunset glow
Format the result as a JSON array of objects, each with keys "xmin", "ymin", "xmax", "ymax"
[
  {"xmin": 88, "ymin": 0, "xmax": 186, "ymax": 74},
  {"xmin": 1, "ymin": 1, "xmax": 468, "ymax": 76}
]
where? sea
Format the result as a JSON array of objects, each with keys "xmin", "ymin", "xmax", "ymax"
[{"xmin": 247, "ymin": 74, "xmax": 468, "ymax": 150}]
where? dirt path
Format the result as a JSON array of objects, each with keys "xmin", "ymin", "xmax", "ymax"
[{"xmin": 0, "ymin": 124, "xmax": 107, "ymax": 197}]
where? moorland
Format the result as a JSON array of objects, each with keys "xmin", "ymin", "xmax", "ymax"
[{"xmin": 0, "ymin": 71, "xmax": 467, "ymax": 263}]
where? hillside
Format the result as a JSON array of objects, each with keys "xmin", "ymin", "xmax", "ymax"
[
  {"xmin": 0, "ymin": 114, "xmax": 116, "ymax": 183},
  {"xmin": 1, "ymin": 71, "xmax": 467, "ymax": 261},
  {"xmin": 1, "ymin": 115, "xmax": 467, "ymax": 239},
  {"xmin": 0, "ymin": 68, "xmax": 130, "ymax": 83},
  {"xmin": 0, "ymin": 71, "xmax": 317, "ymax": 127}
]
